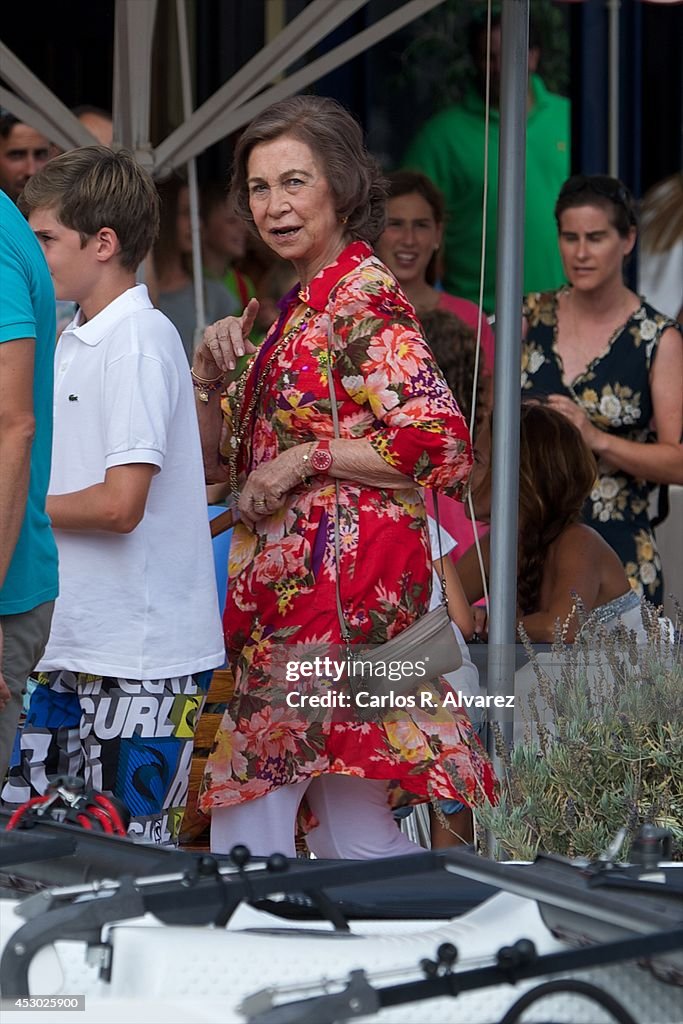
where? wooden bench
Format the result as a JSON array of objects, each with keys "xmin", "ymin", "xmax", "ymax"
[{"xmin": 179, "ymin": 667, "xmax": 234, "ymax": 848}]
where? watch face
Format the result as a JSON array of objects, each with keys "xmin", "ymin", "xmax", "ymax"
[{"xmin": 311, "ymin": 446, "xmax": 332, "ymax": 472}]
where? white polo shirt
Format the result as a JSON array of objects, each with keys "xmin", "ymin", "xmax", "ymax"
[{"xmin": 39, "ymin": 285, "xmax": 225, "ymax": 679}]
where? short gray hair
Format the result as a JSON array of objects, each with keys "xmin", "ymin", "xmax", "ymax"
[{"xmin": 230, "ymin": 95, "xmax": 386, "ymax": 244}]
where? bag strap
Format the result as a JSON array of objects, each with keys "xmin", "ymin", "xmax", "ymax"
[
  {"xmin": 325, "ymin": 324, "xmax": 352, "ymax": 649},
  {"xmin": 325, "ymin": 320, "xmax": 450, "ymax": 651},
  {"xmin": 430, "ymin": 489, "xmax": 449, "ymax": 600}
]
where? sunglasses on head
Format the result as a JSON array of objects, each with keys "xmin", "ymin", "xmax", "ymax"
[{"xmin": 559, "ymin": 176, "xmax": 636, "ymax": 225}]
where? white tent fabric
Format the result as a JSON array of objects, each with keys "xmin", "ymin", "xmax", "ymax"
[
  {"xmin": 2, "ymin": 0, "xmax": 677, "ymax": 169},
  {"xmin": 155, "ymin": 0, "xmax": 447, "ymax": 172}
]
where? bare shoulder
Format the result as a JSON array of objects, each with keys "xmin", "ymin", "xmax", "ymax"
[
  {"xmin": 549, "ymin": 523, "xmax": 615, "ymax": 565},
  {"xmin": 655, "ymin": 323, "xmax": 683, "ymax": 355},
  {"xmin": 650, "ymin": 324, "xmax": 683, "ymax": 376}
]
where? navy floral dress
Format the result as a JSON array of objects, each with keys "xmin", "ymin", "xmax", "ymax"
[{"xmin": 522, "ymin": 289, "xmax": 682, "ymax": 605}]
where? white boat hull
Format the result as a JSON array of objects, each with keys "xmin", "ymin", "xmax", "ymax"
[{"xmin": 1, "ymin": 887, "xmax": 681, "ymax": 1024}]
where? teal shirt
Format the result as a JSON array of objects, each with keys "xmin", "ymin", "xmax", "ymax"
[
  {"xmin": 404, "ymin": 75, "xmax": 570, "ymax": 313},
  {"xmin": 0, "ymin": 191, "xmax": 59, "ymax": 614}
]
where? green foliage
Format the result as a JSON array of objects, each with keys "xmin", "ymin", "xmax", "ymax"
[
  {"xmin": 478, "ymin": 602, "xmax": 683, "ymax": 861},
  {"xmin": 390, "ymin": 0, "xmax": 570, "ymax": 118}
]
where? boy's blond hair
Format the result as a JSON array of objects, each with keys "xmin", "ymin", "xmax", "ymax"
[{"xmin": 20, "ymin": 145, "xmax": 159, "ymax": 271}]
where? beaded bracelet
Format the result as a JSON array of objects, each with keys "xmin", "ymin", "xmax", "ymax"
[{"xmin": 191, "ymin": 368, "xmax": 225, "ymax": 403}]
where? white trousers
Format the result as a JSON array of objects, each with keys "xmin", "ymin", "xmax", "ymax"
[{"xmin": 210, "ymin": 774, "xmax": 421, "ymax": 859}]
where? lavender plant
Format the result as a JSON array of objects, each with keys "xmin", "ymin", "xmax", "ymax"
[{"xmin": 477, "ymin": 601, "xmax": 682, "ymax": 861}]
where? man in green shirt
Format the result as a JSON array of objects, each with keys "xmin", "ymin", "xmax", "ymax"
[{"xmin": 404, "ymin": 13, "xmax": 569, "ymax": 314}]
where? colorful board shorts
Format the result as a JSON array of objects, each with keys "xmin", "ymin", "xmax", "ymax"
[{"xmin": 2, "ymin": 670, "xmax": 212, "ymax": 845}]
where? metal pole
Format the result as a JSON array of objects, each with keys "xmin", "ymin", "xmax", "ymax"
[
  {"xmin": 486, "ymin": 0, "xmax": 529, "ymax": 784},
  {"xmin": 176, "ymin": 0, "xmax": 206, "ymax": 350},
  {"xmin": 155, "ymin": 0, "xmax": 447, "ymax": 171},
  {"xmin": 265, "ymin": 0, "xmax": 286, "ymax": 44},
  {"xmin": 607, "ymin": 0, "xmax": 621, "ymax": 178}
]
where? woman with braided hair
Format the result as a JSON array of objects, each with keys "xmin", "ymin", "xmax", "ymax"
[{"xmin": 457, "ymin": 402, "xmax": 644, "ymax": 643}]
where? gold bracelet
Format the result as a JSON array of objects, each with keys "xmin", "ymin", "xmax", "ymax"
[
  {"xmin": 299, "ymin": 442, "xmax": 315, "ymax": 487},
  {"xmin": 191, "ymin": 367, "xmax": 224, "ymax": 385},
  {"xmin": 191, "ymin": 368, "xmax": 225, "ymax": 403}
]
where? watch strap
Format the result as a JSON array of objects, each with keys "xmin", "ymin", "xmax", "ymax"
[{"xmin": 311, "ymin": 440, "xmax": 332, "ymax": 472}]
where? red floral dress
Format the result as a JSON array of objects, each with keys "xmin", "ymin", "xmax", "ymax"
[{"xmin": 199, "ymin": 242, "xmax": 497, "ymax": 815}]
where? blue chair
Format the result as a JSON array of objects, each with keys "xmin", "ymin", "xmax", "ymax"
[{"xmin": 207, "ymin": 507, "xmax": 232, "ymax": 618}]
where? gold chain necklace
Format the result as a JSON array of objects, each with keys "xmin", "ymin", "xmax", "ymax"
[{"xmin": 228, "ymin": 305, "xmax": 315, "ymax": 497}]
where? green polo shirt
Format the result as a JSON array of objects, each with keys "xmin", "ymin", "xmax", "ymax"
[{"xmin": 404, "ymin": 75, "xmax": 570, "ymax": 313}]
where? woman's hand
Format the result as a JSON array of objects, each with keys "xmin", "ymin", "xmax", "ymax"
[
  {"xmin": 238, "ymin": 444, "xmax": 311, "ymax": 530},
  {"xmin": 194, "ymin": 297, "xmax": 260, "ymax": 376},
  {"xmin": 471, "ymin": 604, "xmax": 488, "ymax": 641},
  {"xmin": 546, "ymin": 393, "xmax": 601, "ymax": 450}
]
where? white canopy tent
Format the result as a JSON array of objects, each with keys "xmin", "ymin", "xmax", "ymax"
[{"xmin": 2, "ymin": 0, "xmax": 677, "ymax": 172}]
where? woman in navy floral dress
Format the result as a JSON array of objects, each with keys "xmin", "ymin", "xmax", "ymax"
[{"xmin": 522, "ymin": 176, "xmax": 682, "ymax": 604}]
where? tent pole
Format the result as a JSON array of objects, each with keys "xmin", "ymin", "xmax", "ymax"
[
  {"xmin": 155, "ymin": 0, "xmax": 367, "ymax": 171},
  {"xmin": 0, "ymin": 42, "xmax": 94, "ymax": 152},
  {"xmin": 485, "ymin": 0, "xmax": 529, "ymax": 821},
  {"xmin": 607, "ymin": 0, "xmax": 621, "ymax": 177},
  {"xmin": 265, "ymin": 0, "xmax": 286, "ymax": 43},
  {"xmin": 175, "ymin": 0, "xmax": 206, "ymax": 350},
  {"xmin": 112, "ymin": 0, "xmax": 157, "ymax": 163},
  {"xmin": 155, "ymin": 0, "xmax": 447, "ymax": 172}
]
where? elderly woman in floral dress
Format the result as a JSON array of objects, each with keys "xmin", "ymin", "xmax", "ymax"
[
  {"xmin": 522, "ymin": 175, "xmax": 683, "ymax": 604},
  {"xmin": 190, "ymin": 96, "xmax": 496, "ymax": 859}
]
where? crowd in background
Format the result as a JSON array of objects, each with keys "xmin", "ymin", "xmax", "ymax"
[{"xmin": 0, "ymin": 9, "xmax": 681, "ymax": 856}]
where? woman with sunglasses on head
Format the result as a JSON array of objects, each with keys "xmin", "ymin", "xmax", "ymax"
[{"xmin": 522, "ymin": 175, "xmax": 683, "ymax": 605}]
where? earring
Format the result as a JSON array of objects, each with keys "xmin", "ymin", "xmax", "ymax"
[{"xmin": 340, "ymin": 215, "xmax": 348, "ymax": 225}]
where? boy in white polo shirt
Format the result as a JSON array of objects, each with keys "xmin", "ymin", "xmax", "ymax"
[{"xmin": 3, "ymin": 147, "xmax": 225, "ymax": 844}]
